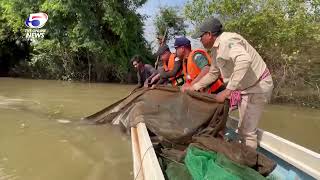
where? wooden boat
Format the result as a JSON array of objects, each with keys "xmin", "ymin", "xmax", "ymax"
[{"xmin": 131, "ymin": 117, "xmax": 320, "ymax": 180}]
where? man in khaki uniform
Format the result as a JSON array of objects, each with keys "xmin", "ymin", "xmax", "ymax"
[{"xmin": 190, "ymin": 17, "xmax": 274, "ymax": 149}]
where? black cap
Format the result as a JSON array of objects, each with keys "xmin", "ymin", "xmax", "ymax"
[
  {"xmin": 192, "ymin": 17, "xmax": 223, "ymax": 39},
  {"xmin": 174, "ymin": 37, "xmax": 191, "ymax": 48},
  {"xmin": 156, "ymin": 44, "xmax": 170, "ymax": 56}
]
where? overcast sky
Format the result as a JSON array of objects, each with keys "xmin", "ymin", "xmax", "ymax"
[{"xmin": 136, "ymin": 0, "xmax": 203, "ymax": 52}]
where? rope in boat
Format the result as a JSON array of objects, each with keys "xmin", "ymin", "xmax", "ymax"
[{"xmin": 134, "ymin": 145, "xmax": 154, "ymax": 180}]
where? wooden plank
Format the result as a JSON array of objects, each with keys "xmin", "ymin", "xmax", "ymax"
[
  {"xmin": 131, "ymin": 127, "xmax": 144, "ymax": 180},
  {"xmin": 136, "ymin": 122, "xmax": 165, "ymax": 180},
  {"xmin": 228, "ymin": 116, "xmax": 320, "ymax": 179}
]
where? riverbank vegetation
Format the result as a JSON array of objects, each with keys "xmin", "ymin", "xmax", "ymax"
[{"xmin": 0, "ymin": 0, "xmax": 153, "ymax": 83}]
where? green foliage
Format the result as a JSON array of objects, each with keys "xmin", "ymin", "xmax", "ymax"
[
  {"xmin": 154, "ymin": 7, "xmax": 187, "ymax": 40},
  {"xmin": 0, "ymin": 0, "xmax": 153, "ymax": 82},
  {"xmin": 184, "ymin": 0, "xmax": 320, "ymax": 107}
]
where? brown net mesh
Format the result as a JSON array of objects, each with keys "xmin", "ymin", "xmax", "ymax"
[
  {"xmin": 83, "ymin": 86, "xmax": 276, "ymax": 176},
  {"xmin": 84, "ymin": 86, "xmax": 229, "ymax": 144}
]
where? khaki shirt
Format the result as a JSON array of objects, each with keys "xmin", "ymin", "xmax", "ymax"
[{"xmin": 193, "ymin": 32, "xmax": 273, "ymax": 94}]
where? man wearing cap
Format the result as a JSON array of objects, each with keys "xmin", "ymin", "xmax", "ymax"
[
  {"xmin": 150, "ymin": 44, "xmax": 184, "ymax": 87},
  {"xmin": 191, "ymin": 17, "xmax": 274, "ymax": 149},
  {"xmin": 174, "ymin": 37, "xmax": 224, "ymax": 93},
  {"xmin": 130, "ymin": 55, "xmax": 158, "ymax": 88}
]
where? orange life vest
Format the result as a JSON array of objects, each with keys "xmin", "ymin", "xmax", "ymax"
[
  {"xmin": 162, "ymin": 53, "xmax": 184, "ymax": 87},
  {"xmin": 183, "ymin": 49, "xmax": 224, "ymax": 93}
]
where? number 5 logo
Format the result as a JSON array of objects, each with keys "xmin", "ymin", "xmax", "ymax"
[{"xmin": 25, "ymin": 12, "xmax": 48, "ymax": 28}]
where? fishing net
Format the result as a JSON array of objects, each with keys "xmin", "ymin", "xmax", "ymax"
[
  {"xmin": 84, "ymin": 86, "xmax": 228, "ymax": 144},
  {"xmin": 84, "ymin": 86, "xmax": 276, "ymax": 179},
  {"xmin": 184, "ymin": 145, "xmax": 267, "ymax": 180}
]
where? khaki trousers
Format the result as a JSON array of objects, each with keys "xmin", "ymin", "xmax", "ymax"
[{"xmin": 237, "ymin": 92, "xmax": 271, "ymax": 149}]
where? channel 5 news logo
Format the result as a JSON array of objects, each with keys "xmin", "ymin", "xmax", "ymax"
[{"xmin": 25, "ymin": 12, "xmax": 48, "ymax": 28}]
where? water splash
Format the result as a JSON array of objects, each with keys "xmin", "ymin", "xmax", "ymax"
[{"xmin": 0, "ymin": 163, "xmax": 19, "ymax": 180}]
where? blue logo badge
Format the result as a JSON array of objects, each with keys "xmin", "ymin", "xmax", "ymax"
[{"xmin": 25, "ymin": 12, "xmax": 48, "ymax": 29}]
